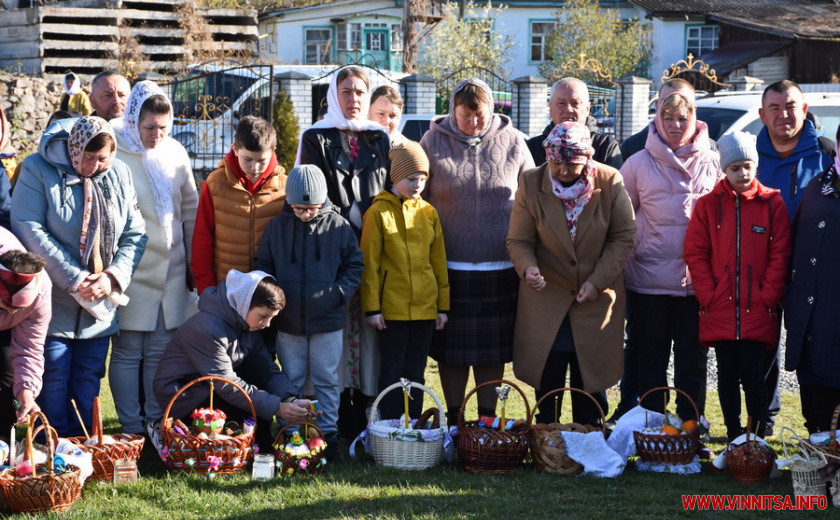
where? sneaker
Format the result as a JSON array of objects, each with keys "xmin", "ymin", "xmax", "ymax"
[
  {"xmin": 146, "ymin": 421, "xmax": 163, "ymax": 456},
  {"xmin": 764, "ymin": 423, "xmax": 774, "ymax": 438}
]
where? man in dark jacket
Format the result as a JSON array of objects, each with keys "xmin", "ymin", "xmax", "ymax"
[
  {"xmin": 757, "ymin": 79, "xmax": 835, "ymax": 437},
  {"xmin": 526, "ymin": 77, "xmax": 623, "ymax": 169}
]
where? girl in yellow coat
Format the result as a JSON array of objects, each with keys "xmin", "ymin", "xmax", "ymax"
[{"xmin": 361, "ymin": 142, "xmax": 449, "ymax": 419}]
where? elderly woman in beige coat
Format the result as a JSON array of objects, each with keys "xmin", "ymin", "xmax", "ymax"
[{"xmin": 507, "ymin": 122, "xmax": 635, "ymax": 427}]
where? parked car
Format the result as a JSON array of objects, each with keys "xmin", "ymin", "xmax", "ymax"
[
  {"xmin": 694, "ymin": 91, "xmax": 840, "ymax": 140},
  {"xmin": 398, "ymin": 114, "xmax": 435, "ymax": 142}
]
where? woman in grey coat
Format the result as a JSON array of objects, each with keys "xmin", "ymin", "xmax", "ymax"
[{"xmin": 11, "ymin": 116, "xmax": 147, "ymax": 436}]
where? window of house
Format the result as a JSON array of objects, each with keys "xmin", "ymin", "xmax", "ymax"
[
  {"xmin": 391, "ymin": 23, "xmax": 402, "ymax": 51},
  {"xmin": 530, "ymin": 21, "xmax": 555, "ymax": 63},
  {"xmin": 686, "ymin": 25, "xmax": 719, "ymax": 58},
  {"xmin": 304, "ymin": 27, "xmax": 333, "ymax": 64}
]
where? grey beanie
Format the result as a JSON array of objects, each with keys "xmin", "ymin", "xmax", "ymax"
[
  {"xmin": 286, "ymin": 164, "xmax": 328, "ymax": 205},
  {"xmin": 717, "ymin": 131, "xmax": 759, "ymax": 170}
]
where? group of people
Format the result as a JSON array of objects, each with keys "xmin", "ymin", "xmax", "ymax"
[{"xmin": 0, "ymin": 65, "xmax": 838, "ymax": 469}]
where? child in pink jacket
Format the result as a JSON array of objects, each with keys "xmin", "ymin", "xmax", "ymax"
[{"xmin": 0, "ymin": 226, "xmax": 52, "ymax": 435}]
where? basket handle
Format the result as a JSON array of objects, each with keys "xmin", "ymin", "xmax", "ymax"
[
  {"xmin": 830, "ymin": 403, "xmax": 840, "ymax": 442},
  {"xmin": 528, "ymin": 387, "xmax": 606, "ymax": 435},
  {"xmin": 637, "ymin": 386, "xmax": 700, "ymax": 423},
  {"xmin": 780, "ymin": 425, "xmax": 825, "ymax": 463},
  {"xmin": 23, "ymin": 412, "xmax": 56, "ymax": 477},
  {"xmin": 369, "ymin": 380, "xmax": 448, "ymax": 428},
  {"xmin": 457, "ymin": 379, "xmax": 531, "ymax": 429},
  {"xmin": 161, "ymin": 375, "xmax": 258, "ymax": 436},
  {"xmin": 273, "ymin": 420, "xmax": 325, "ymax": 447}
]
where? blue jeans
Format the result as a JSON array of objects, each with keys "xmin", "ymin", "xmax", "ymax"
[
  {"xmin": 37, "ymin": 336, "xmax": 110, "ymax": 437},
  {"xmin": 275, "ymin": 330, "xmax": 342, "ymax": 435},
  {"xmin": 110, "ymin": 309, "xmax": 173, "ymax": 434}
]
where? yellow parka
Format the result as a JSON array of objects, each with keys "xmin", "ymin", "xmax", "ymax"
[{"xmin": 361, "ymin": 190, "xmax": 449, "ymax": 320}]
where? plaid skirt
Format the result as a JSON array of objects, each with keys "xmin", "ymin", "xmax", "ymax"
[{"xmin": 429, "ymin": 268, "xmax": 519, "ymax": 366}]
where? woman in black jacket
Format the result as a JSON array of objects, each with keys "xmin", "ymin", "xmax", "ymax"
[{"xmin": 295, "ymin": 66, "xmax": 391, "ymax": 441}]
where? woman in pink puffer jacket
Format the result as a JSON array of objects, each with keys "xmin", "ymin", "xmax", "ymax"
[{"xmin": 619, "ymin": 79, "xmax": 721, "ymax": 422}]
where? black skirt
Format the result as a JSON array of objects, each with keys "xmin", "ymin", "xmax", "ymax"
[{"xmin": 429, "ymin": 268, "xmax": 519, "ymax": 366}]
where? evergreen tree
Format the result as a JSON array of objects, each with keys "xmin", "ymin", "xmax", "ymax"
[{"xmin": 273, "ymin": 88, "xmax": 300, "ymax": 173}]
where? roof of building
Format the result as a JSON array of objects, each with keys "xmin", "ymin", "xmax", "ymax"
[
  {"xmin": 698, "ymin": 40, "xmax": 790, "ymax": 75},
  {"xmin": 631, "ymin": 0, "xmax": 840, "ymax": 40}
]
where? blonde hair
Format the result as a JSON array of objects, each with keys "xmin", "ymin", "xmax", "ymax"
[{"xmin": 659, "ymin": 93, "xmax": 694, "ymax": 114}]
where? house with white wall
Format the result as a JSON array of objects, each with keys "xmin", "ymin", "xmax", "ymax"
[{"xmin": 257, "ymin": 0, "xmax": 728, "ymax": 84}]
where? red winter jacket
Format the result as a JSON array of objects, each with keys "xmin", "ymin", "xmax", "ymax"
[{"xmin": 684, "ymin": 178, "xmax": 791, "ymax": 348}]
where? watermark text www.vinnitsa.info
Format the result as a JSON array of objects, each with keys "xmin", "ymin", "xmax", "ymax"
[{"xmin": 682, "ymin": 495, "xmax": 827, "ymax": 511}]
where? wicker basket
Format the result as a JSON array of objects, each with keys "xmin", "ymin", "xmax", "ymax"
[
  {"xmin": 365, "ymin": 380, "xmax": 448, "ymax": 471},
  {"xmin": 160, "ymin": 375, "xmax": 256, "ymax": 475},
  {"xmin": 781, "ymin": 427, "xmax": 829, "ymax": 499},
  {"xmin": 0, "ymin": 412, "xmax": 82, "ymax": 513},
  {"xmin": 457, "ymin": 379, "xmax": 530, "ymax": 474},
  {"xmin": 726, "ymin": 417, "xmax": 775, "ymax": 483},
  {"xmin": 529, "ymin": 387, "xmax": 605, "ymax": 475},
  {"xmin": 272, "ymin": 421, "xmax": 327, "ymax": 476},
  {"xmin": 68, "ymin": 396, "xmax": 145, "ymax": 482},
  {"xmin": 633, "ymin": 386, "xmax": 700, "ymax": 465},
  {"xmin": 802, "ymin": 403, "xmax": 840, "ymax": 460}
]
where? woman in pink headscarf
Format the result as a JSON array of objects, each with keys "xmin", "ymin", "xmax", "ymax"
[{"xmin": 619, "ymin": 79, "xmax": 720, "ymax": 422}]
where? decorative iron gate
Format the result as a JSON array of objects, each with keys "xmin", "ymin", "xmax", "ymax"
[
  {"xmin": 549, "ymin": 54, "xmax": 617, "ymax": 135},
  {"xmin": 160, "ymin": 64, "xmax": 275, "ymax": 181}
]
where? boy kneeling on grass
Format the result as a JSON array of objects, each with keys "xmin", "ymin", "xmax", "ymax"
[
  {"xmin": 153, "ymin": 269, "xmax": 316, "ymax": 453},
  {"xmin": 684, "ymin": 132, "xmax": 791, "ymax": 442},
  {"xmin": 360, "ymin": 141, "xmax": 449, "ymax": 420}
]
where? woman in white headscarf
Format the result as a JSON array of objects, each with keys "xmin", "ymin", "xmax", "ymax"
[
  {"xmin": 11, "ymin": 115, "xmax": 147, "ymax": 437},
  {"xmin": 59, "ymin": 72, "xmax": 92, "ymax": 116},
  {"xmin": 296, "ymin": 65, "xmax": 390, "ymax": 441},
  {"xmin": 109, "ymin": 80, "xmax": 198, "ymax": 442}
]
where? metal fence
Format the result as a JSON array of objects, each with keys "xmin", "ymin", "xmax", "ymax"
[{"xmin": 160, "ymin": 64, "xmax": 275, "ymax": 181}]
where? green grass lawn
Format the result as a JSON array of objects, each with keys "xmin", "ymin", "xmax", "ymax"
[{"xmin": 5, "ymin": 362, "xmax": 834, "ymax": 519}]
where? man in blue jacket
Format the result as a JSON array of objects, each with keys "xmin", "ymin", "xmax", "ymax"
[{"xmin": 756, "ymin": 79, "xmax": 835, "ymax": 438}]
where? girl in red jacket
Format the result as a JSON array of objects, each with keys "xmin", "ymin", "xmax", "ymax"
[{"xmin": 684, "ymin": 131, "xmax": 791, "ymax": 442}]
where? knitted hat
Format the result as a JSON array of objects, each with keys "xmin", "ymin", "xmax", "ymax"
[
  {"xmin": 717, "ymin": 131, "xmax": 758, "ymax": 170},
  {"xmin": 286, "ymin": 164, "xmax": 328, "ymax": 205},
  {"xmin": 389, "ymin": 141, "xmax": 429, "ymax": 185}
]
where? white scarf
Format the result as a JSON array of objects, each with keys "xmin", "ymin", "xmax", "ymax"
[
  {"xmin": 112, "ymin": 80, "xmax": 176, "ymax": 249},
  {"xmin": 63, "ymin": 73, "xmax": 82, "ymax": 96},
  {"xmin": 294, "ymin": 68, "xmax": 386, "ymax": 165}
]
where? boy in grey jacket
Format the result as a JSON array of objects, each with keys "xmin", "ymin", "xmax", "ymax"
[{"xmin": 254, "ymin": 165, "xmax": 364, "ymax": 461}]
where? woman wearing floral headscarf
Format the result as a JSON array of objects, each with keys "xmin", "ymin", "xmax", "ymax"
[
  {"xmin": 297, "ymin": 66, "xmax": 391, "ymax": 441},
  {"xmin": 59, "ymin": 72, "xmax": 92, "ymax": 116},
  {"xmin": 420, "ymin": 78, "xmax": 534, "ymax": 423},
  {"xmin": 507, "ymin": 122, "xmax": 635, "ymax": 426},
  {"xmin": 109, "ymin": 80, "xmax": 198, "ymax": 442},
  {"xmin": 11, "ymin": 116, "xmax": 146, "ymax": 436}
]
